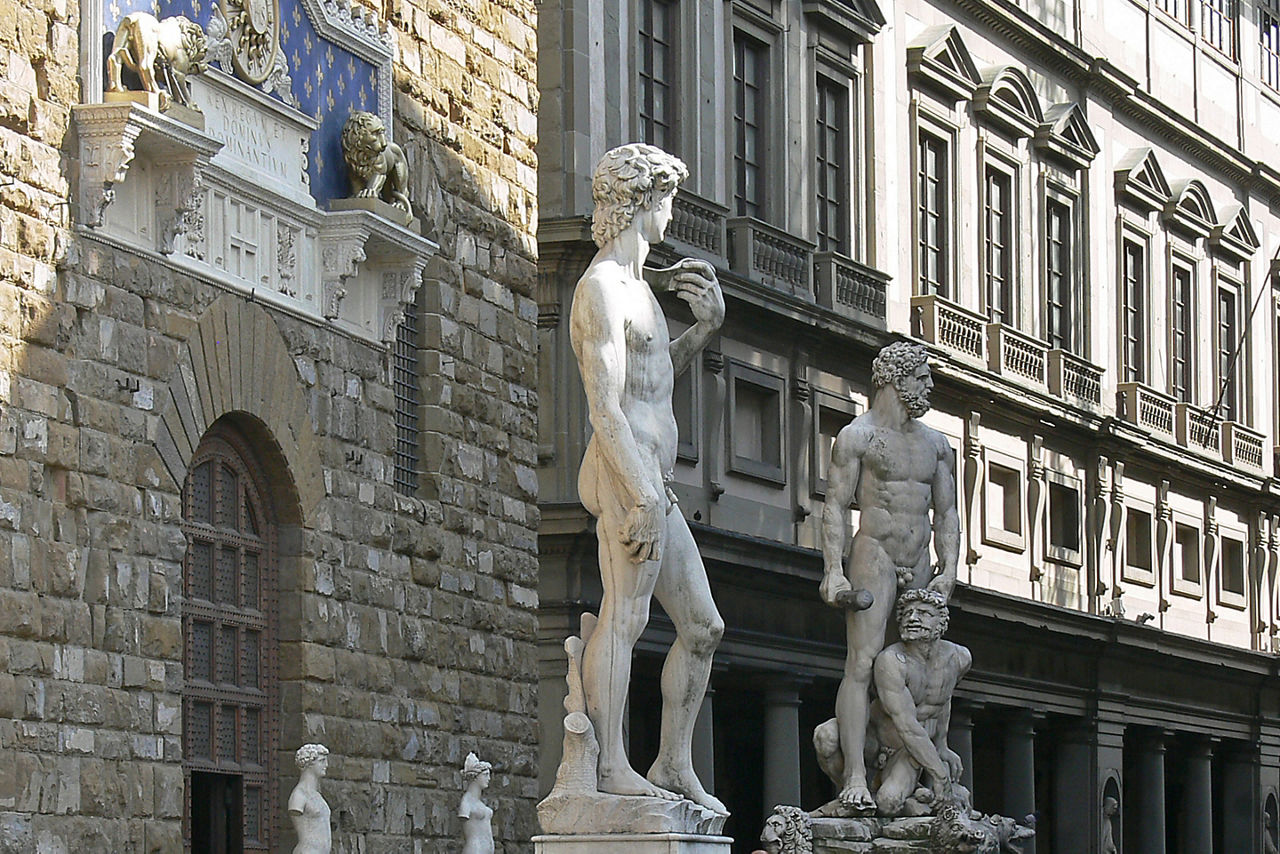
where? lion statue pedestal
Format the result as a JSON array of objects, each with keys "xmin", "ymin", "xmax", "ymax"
[{"xmin": 332, "ymin": 110, "xmax": 415, "ymax": 228}]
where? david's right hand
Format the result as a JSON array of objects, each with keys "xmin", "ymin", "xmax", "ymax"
[
  {"xmin": 820, "ymin": 571, "xmax": 851, "ymax": 607},
  {"xmin": 621, "ymin": 501, "xmax": 666, "ymax": 563}
]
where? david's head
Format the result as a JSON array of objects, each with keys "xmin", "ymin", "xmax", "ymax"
[
  {"xmin": 871, "ymin": 342, "xmax": 933, "ymax": 418},
  {"xmin": 591, "ymin": 144, "xmax": 688, "ymax": 248},
  {"xmin": 896, "ymin": 588, "xmax": 948, "ymax": 642}
]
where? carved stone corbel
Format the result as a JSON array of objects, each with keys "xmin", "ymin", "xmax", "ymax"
[
  {"xmin": 1253, "ymin": 512, "xmax": 1269, "ymax": 638},
  {"xmin": 1027, "ymin": 436, "xmax": 1046, "ymax": 582},
  {"xmin": 704, "ymin": 349, "xmax": 726, "ymax": 500},
  {"xmin": 1269, "ymin": 513, "xmax": 1280, "ymax": 644},
  {"xmin": 316, "ymin": 209, "xmax": 437, "ymax": 342},
  {"xmin": 1090, "ymin": 456, "xmax": 1112, "ymax": 600},
  {"xmin": 71, "ymin": 102, "xmax": 221, "ymax": 232},
  {"xmin": 1205, "ymin": 497, "xmax": 1220, "ymax": 620},
  {"xmin": 155, "ymin": 158, "xmax": 211, "ymax": 254},
  {"xmin": 963, "ymin": 413, "xmax": 983, "ymax": 568},
  {"xmin": 1156, "ymin": 480, "xmax": 1173, "ymax": 612},
  {"xmin": 1108, "ymin": 462, "xmax": 1127, "ymax": 599}
]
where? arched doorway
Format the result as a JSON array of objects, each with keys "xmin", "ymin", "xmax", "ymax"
[{"xmin": 182, "ymin": 422, "xmax": 280, "ymax": 852}]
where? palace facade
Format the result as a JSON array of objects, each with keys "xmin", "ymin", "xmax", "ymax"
[{"xmin": 536, "ymin": 1, "xmax": 1280, "ymax": 852}]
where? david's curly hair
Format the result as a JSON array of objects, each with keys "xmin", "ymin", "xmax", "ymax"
[{"xmin": 590, "ymin": 143, "xmax": 688, "ymax": 247}]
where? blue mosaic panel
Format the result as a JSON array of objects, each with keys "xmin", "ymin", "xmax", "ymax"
[{"xmin": 103, "ymin": 0, "xmax": 379, "ymax": 205}]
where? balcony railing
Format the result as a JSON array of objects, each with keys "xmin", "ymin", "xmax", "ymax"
[
  {"xmin": 911, "ymin": 294, "xmax": 987, "ymax": 367},
  {"xmin": 1223, "ymin": 422, "xmax": 1266, "ymax": 472},
  {"xmin": 727, "ymin": 217, "xmax": 814, "ymax": 297},
  {"xmin": 667, "ymin": 190, "xmax": 728, "ymax": 263},
  {"xmin": 813, "ymin": 252, "xmax": 888, "ymax": 329},
  {"xmin": 1116, "ymin": 382, "xmax": 1176, "ymax": 436},
  {"xmin": 986, "ymin": 323, "xmax": 1048, "ymax": 391},
  {"xmin": 1176, "ymin": 402, "xmax": 1222, "ymax": 457},
  {"xmin": 1047, "ymin": 350, "xmax": 1104, "ymax": 409}
]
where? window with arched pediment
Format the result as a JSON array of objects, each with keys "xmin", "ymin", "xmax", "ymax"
[{"xmin": 182, "ymin": 425, "xmax": 279, "ymax": 852}]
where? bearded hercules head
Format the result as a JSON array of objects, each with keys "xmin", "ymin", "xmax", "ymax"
[{"xmin": 340, "ymin": 111, "xmax": 412, "ymax": 215}]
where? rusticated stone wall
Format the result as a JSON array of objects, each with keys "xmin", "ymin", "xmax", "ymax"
[{"xmin": 0, "ymin": 0, "xmax": 539, "ymax": 852}]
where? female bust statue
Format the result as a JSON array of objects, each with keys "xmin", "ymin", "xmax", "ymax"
[
  {"xmin": 288, "ymin": 743, "xmax": 331, "ymax": 854},
  {"xmin": 459, "ymin": 752, "xmax": 494, "ymax": 854}
]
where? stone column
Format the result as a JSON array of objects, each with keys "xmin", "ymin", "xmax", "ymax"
[
  {"xmin": 949, "ymin": 703, "xmax": 976, "ymax": 795},
  {"xmin": 763, "ymin": 682, "xmax": 803, "ymax": 812},
  {"xmin": 691, "ymin": 688, "xmax": 715, "ymax": 797},
  {"xmin": 1180, "ymin": 738, "xmax": 1214, "ymax": 854},
  {"xmin": 1052, "ymin": 726, "xmax": 1094, "ymax": 854},
  {"xmin": 1222, "ymin": 743, "xmax": 1259, "ymax": 854},
  {"xmin": 1135, "ymin": 731, "xmax": 1168, "ymax": 854},
  {"xmin": 1003, "ymin": 712, "xmax": 1037, "ymax": 854}
]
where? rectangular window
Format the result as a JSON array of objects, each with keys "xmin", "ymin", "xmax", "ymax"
[
  {"xmin": 728, "ymin": 364, "xmax": 785, "ymax": 483},
  {"xmin": 1047, "ymin": 481, "xmax": 1082, "ymax": 562},
  {"xmin": 1264, "ymin": 0, "xmax": 1280, "ymax": 90},
  {"xmin": 1126, "ymin": 508, "xmax": 1154, "ymax": 574},
  {"xmin": 638, "ymin": 0, "xmax": 675, "ymax": 151},
  {"xmin": 1170, "ymin": 262, "xmax": 1194, "ymax": 403},
  {"xmin": 1216, "ymin": 284, "xmax": 1240, "ymax": 422},
  {"xmin": 1202, "ymin": 0, "xmax": 1235, "ymax": 56},
  {"xmin": 1176, "ymin": 523, "xmax": 1201, "ymax": 585},
  {"xmin": 917, "ymin": 133, "xmax": 949, "ymax": 296},
  {"xmin": 984, "ymin": 167, "xmax": 1013, "ymax": 323},
  {"xmin": 984, "ymin": 460, "xmax": 1024, "ymax": 550},
  {"xmin": 1045, "ymin": 199, "xmax": 1074, "ymax": 351},
  {"xmin": 1121, "ymin": 238, "xmax": 1147, "ymax": 383},
  {"xmin": 1222, "ymin": 537, "xmax": 1246, "ymax": 596},
  {"xmin": 816, "ymin": 76, "xmax": 849, "ymax": 255},
  {"xmin": 733, "ymin": 33, "xmax": 767, "ymax": 219},
  {"xmin": 392, "ymin": 308, "xmax": 421, "ymax": 496}
]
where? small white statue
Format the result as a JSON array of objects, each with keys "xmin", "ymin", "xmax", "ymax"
[
  {"xmin": 288, "ymin": 743, "xmax": 331, "ymax": 854},
  {"xmin": 106, "ymin": 12, "xmax": 209, "ymax": 108},
  {"xmin": 340, "ymin": 111, "xmax": 412, "ymax": 215},
  {"xmin": 460, "ymin": 752, "xmax": 495, "ymax": 854}
]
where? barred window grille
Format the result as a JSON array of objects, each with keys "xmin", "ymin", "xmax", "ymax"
[
  {"xmin": 1263, "ymin": 0, "xmax": 1280, "ymax": 90},
  {"xmin": 393, "ymin": 308, "xmax": 421, "ymax": 496},
  {"xmin": 638, "ymin": 0, "xmax": 676, "ymax": 151},
  {"xmin": 1201, "ymin": 0, "xmax": 1235, "ymax": 56}
]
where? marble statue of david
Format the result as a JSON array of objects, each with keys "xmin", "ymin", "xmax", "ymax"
[{"xmin": 570, "ymin": 143, "xmax": 727, "ymax": 814}]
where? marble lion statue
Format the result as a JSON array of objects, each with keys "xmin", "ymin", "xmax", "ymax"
[
  {"xmin": 929, "ymin": 803, "xmax": 1036, "ymax": 854},
  {"xmin": 753, "ymin": 805, "xmax": 813, "ymax": 854},
  {"xmin": 341, "ymin": 111, "xmax": 412, "ymax": 215},
  {"xmin": 106, "ymin": 13, "xmax": 208, "ymax": 108}
]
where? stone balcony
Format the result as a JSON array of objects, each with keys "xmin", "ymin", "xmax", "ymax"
[
  {"xmin": 986, "ymin": 322, "xmax": 1048, "ymax": 392},
  {"xmin": 726, "ymin": 216, "xmax": 815, "ymax": 297},
  {"xmin": 813, "ymin": 252, "xmax": 888, "ymax": 330},
  {"xmin": 1176, "ymin": 402, "xmax": 1222, "ymax": 459},
  {"xmin": 910, "ymin": 293, "xmax": 987, "ymax": 369},
  {"xmin": 1047, "ymin": 349, "xmax": 1104, "ymax": 410},
  {"xmin": 1223, "ymin": 421, "xmax": 1267, "ymax": 473},
  {"xmin": 667, "ymin": 189, "xmax": 729, "ymax": 265},
  {"xmin": 1116, "ymin": 382, "xmax": 1176, "ymax": 436}
]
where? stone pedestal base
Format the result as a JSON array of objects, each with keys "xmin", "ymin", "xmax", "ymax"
[
  {"xmin": 103, "ymin": 90, "xmax": 205, "ymax": 129},
  {"xmin": 329, "ymin": 196, "xmax": 417, "ymax": 228},
  {"xmin": 533, "ymin": 833, "xmax": 732, "ymax": 854}
]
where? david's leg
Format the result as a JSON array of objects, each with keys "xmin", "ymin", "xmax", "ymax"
[
  {"xmin": 648, "ymin": 512, "xmax": 727, "ymax": 814},
  {"xmin": 580, "ymin": 467, "xmax": 676, "ymax": 800}
]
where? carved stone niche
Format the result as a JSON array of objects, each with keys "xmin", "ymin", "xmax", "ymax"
[
  {"xmin": 318, "ymin": 210, "xmax": 437, "ymax": 346},
  {"xmin": 71, "ymin": 102, "xmax": 222, "ymax": 252}
]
